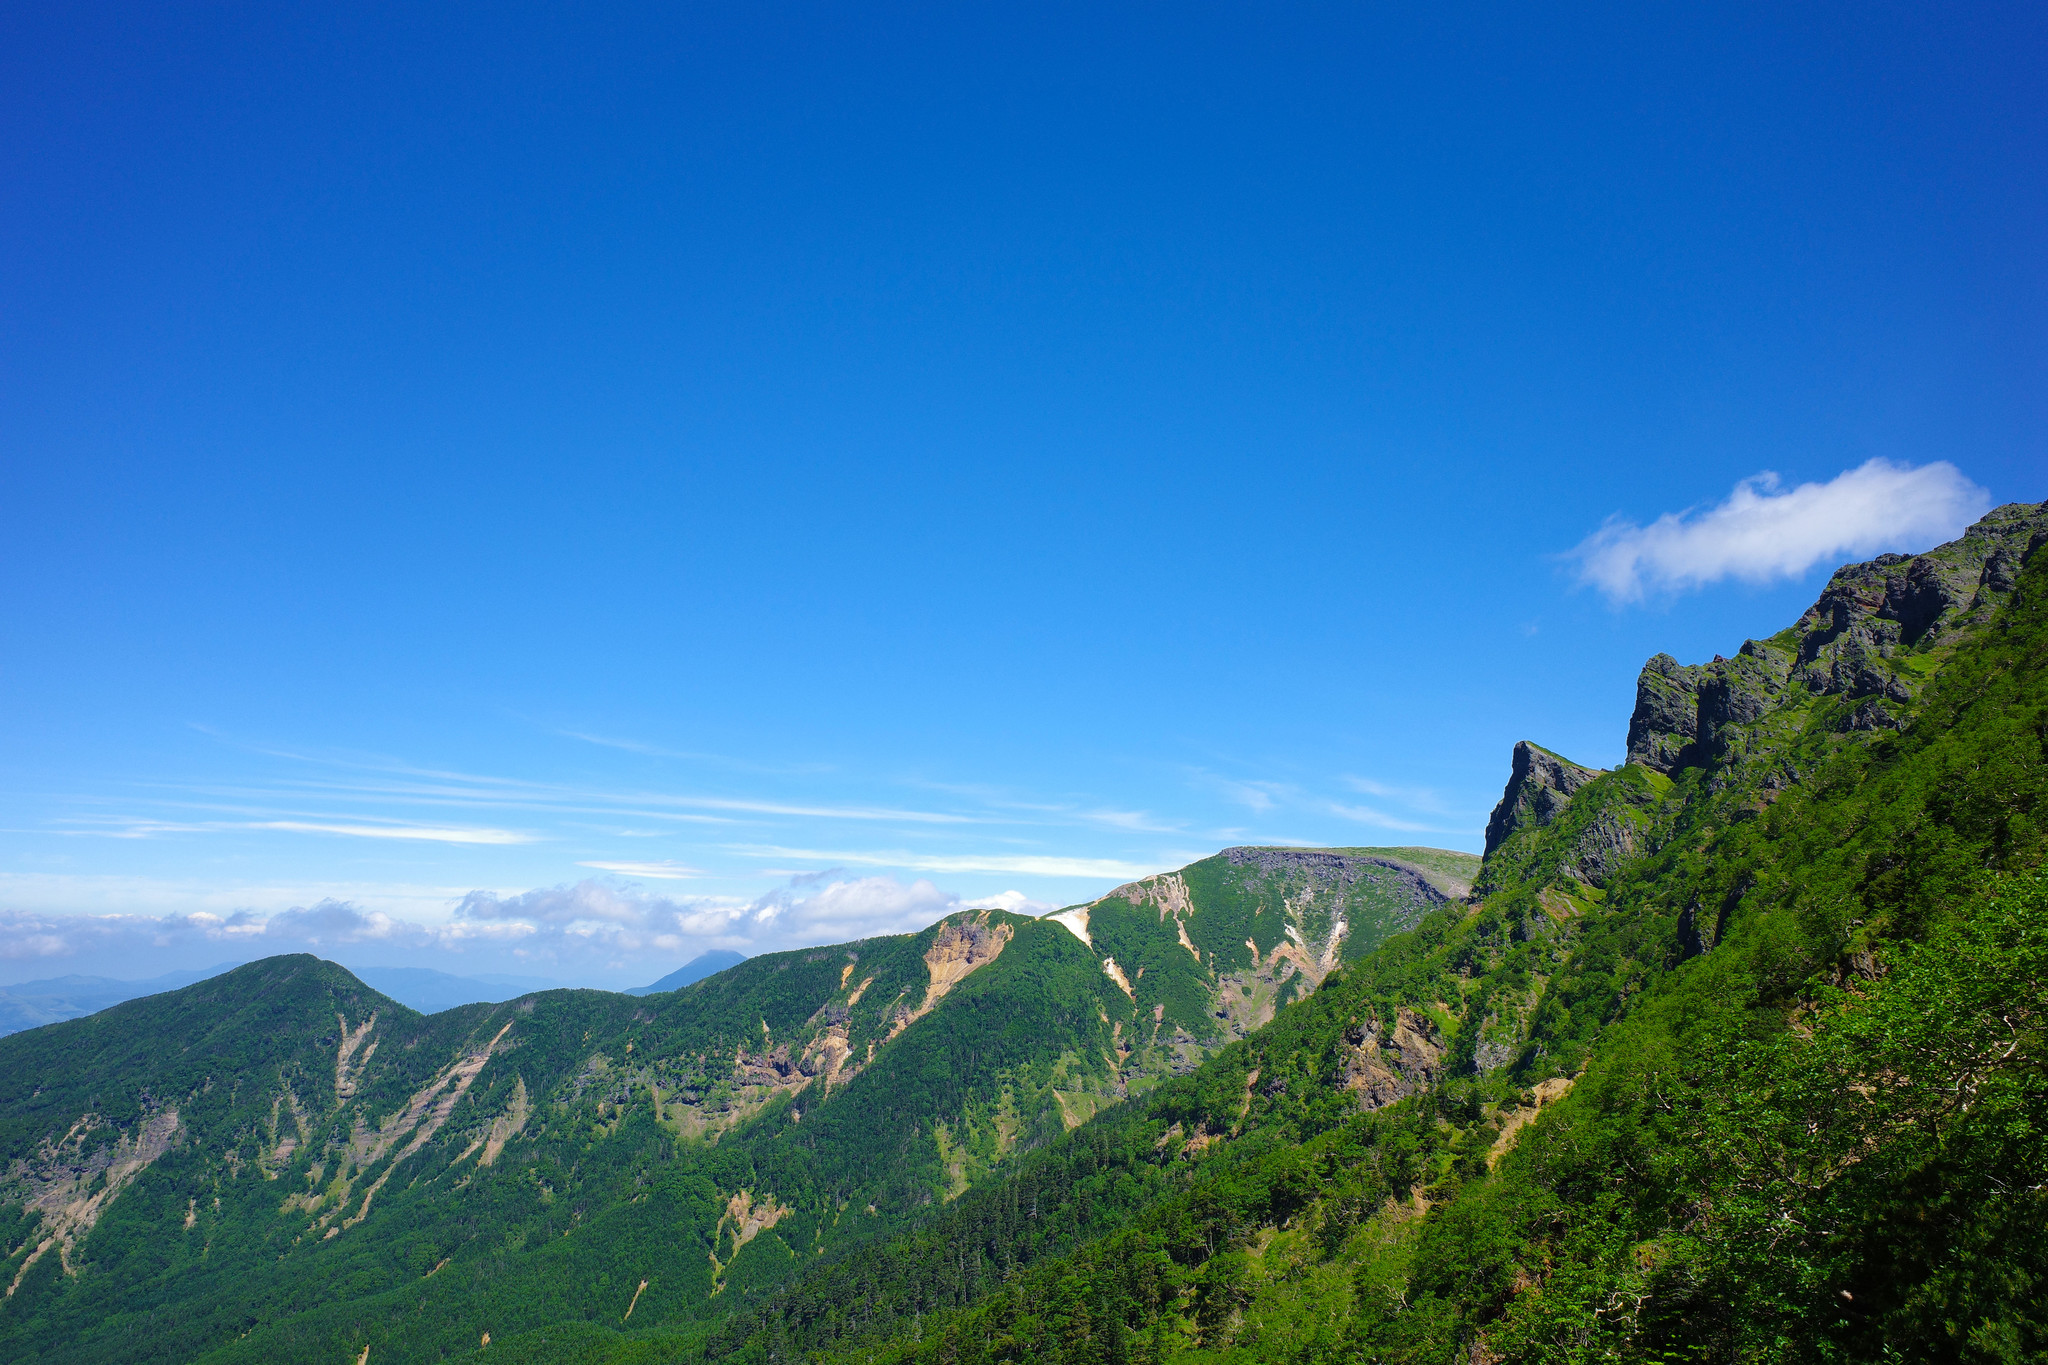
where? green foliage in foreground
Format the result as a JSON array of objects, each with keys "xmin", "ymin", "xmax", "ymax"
[{"xmin": 1373, "ymin": 873, "xmax": 2048, "ymax": 1364}]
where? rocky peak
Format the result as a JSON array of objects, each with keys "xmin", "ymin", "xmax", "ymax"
[
  {"xmin": 1626, "ymin": 500, "xmax": 2048, "ymax": 774},
  {"xmin": 1483, "ymin": 741, "xmax": 1605, "ymax": 858}
]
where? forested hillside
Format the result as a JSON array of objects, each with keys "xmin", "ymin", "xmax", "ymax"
[{"xmin": 0, "ymin": 824, "xmax": 1461, "ymax": 1361}]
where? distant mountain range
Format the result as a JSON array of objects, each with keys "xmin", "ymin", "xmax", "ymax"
[
  {"xmin": 0, "ymin": 952, "xmax": 752, "ymax": 1038},
  {"xmin": 0, "ymin": 964, "xmax": 241, "ymax": 1038},
  {"xmin": 625, "ymin": 949, "xmax": 750, "ymax": 995}
]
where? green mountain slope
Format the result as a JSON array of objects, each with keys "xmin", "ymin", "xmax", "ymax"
[
  {"xmin": 675, "ymin": 499, "xmax": 2048, "ymax": 1365},
  {"xmin": 0, "ymin": 839, "xmax": 1469, "ymax": 1363}
]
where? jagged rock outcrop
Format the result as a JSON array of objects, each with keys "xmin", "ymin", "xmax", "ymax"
[
  {"xmin": 1566, "ymin": 807, "xmax": 1642, "ymax": 887},
  {"xmin": 1483, "ymin": 742, "xmax": 1605, "ymax": 858},
  {"xmin": 1625, "ymin": 642, "xmax": 1798, "ymax": 774},
  {"xmin": 1627, "ymin": 501, "xmax": 2048, "ymax": 773},
  {"xmin": 1341, "ymin": 1007, "xmax": 1444, "ymax": 1110}
]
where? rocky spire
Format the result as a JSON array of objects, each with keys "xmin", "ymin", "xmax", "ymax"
[{"xmin": 1483, "ymin": 741, "xmax": 1605, "ymax": 859}]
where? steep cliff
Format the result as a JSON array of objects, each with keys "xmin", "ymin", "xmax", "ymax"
[
  {"xmin": 1481, "ymin": 741, "xmax": 1605, "ymax": 857},
  {"xmin": 1627, "ymin": 499, "xmax": 2048, "ymax": 773}
]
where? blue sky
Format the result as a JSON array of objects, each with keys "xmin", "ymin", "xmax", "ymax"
[{"xmin": 2, "ymin": 3, "xmax": 2042, "ymax": 987}]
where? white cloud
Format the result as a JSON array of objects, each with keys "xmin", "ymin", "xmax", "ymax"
[
  {"xmin": 1327, "ymin": 803, "xmax": 1454, "ymax": 834},
  {"xmin": 1568, "ymin": 459, "xmax": 1991, "ymax": 603},
  {"xmin": 576, "ymin": 860, "xmax": 703, "ymax": 880},
  {"xmin": 454, "ymin": 880, "xmax": 745, "ymax": 949},
  {"xmin": 0, "ymin": 880, "xmax": 754, "ymax": 984},
  {"xmin": 730, "ymin": 845, "xmax": 1162, "ymax": 880},
  {"xmin": 0, "ymin": 869, "xmax": 1042, "ymax": 989},
  {"xmin": 250, "ymin": 820, "xmax": 532, "ymax": 844},
  {"xmin": 0, "ymin": 872, "xmax": 478, "ymax": 921},
  {"xmin": 761, "ymin": 877, "xmax": 960, "ymax": 933},
  {"xmin": 739, "ymin": 876, "xmax": 1057, "ymax": 939},
  {"xmin": 0, "ymin": 901, "xmax": 455, "ymax": 979}
]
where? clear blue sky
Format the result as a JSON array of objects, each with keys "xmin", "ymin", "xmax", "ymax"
[{"xmin": 2, "ymin": 3, "xmax": 2042, "ymax": 986}]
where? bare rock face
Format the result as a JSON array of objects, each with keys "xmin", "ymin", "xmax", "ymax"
[
  {"xmin": 1627, "ymin": 654, "xmax": 1701, "ymax": 772},
  {"xmin": 1625, "ymin": 501, "xmax": 2048, "ymax": 774},
  {"xmin": 1568, "ymin": 807, "xmax": 1641, "ymax": 888},
  {"xmin": 1341, "ymin": 1008, "xmax": 1443, "ymax": 1111},
  {"xmin": 1483, "ymin": 742, "xmax": 1605, "ymax": 858}
]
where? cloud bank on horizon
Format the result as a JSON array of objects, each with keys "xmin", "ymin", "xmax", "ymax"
[
  {"xmin": 0, "ymin": 725, "xmax": 1485, "ymax": 989},
  {"xmin": 1569, "ymin": 459, "xmax": 1992, "ymax": 604},
  {"xmin": 0, "ymin": 875, "xmax": 1057, "ymax": 989}
]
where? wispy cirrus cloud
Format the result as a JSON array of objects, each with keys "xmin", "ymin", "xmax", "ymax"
[
  {"xmin": 1340, "ymin": 776, "xmax": 1464, "ymax": 818},
  {"xmin": 554, "ymin": 730, "xmax": 836, "ymax": 777},
  {"xmin": 0, "ymin": 870, "xmax": 1052, "ymax": 987},
  {"xmin": 245, "ymin": 774, "xmax": 970, "ymax": 826},
  {"xmin": 1078, "ymin": 808, "xmax": 1183, "ymax": 834},
  {"xmin": 56, "ymin": 814, "xmax": 534, "ymax": 845},
  {"xmin": 1568, "ymin": 459, "xmax": 1990, "ymax": 604},
  {"xmin": 1195, "ymin": 776, "xmax": 1289, "ymax": 813},
  {"xmin": 167, "ymin": 735, "xmax": 975, "ymax": 826},
  {"xmin": 1181, "ymin": 769, "xmax": 1478, "ymax": 842},
  {"xmin": 1326, "ymin": 803, "xmax": 1456, "ymax": 834},
  {"xmin": 250, "ymin": 820, "xmax": 531, "ymax": 844},
  {"xmin": 575, "ymin": 859, "xmax": 703, "ymax": 880},
  {"xmin": 729, "ymin": 845, "xmax": 1162, "ymax": 880}
]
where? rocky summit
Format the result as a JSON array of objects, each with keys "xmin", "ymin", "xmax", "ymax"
[{"xmin": 1627, "ymin": 499, "xmax": 2048, "ymax": 771}]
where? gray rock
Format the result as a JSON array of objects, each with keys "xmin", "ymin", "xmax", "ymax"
[
  {"xmin": 1483, "ymin": 741, "xmax": 1605, "ymax": 858},
  {"xmin": 1625, "ymin": 654, "xmax": 1700, "ymax": 771},
  {"xmin": 1566, "ymin": 808, "xmax": 1640, "ymax": 888},
  {"xmin": 1846, "ymin": 697, "xmax": 1902, "ymax": 733},
  {"xmin": 1624, "ymin": 501, "xmax": 2048, "ymax": 775}
]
